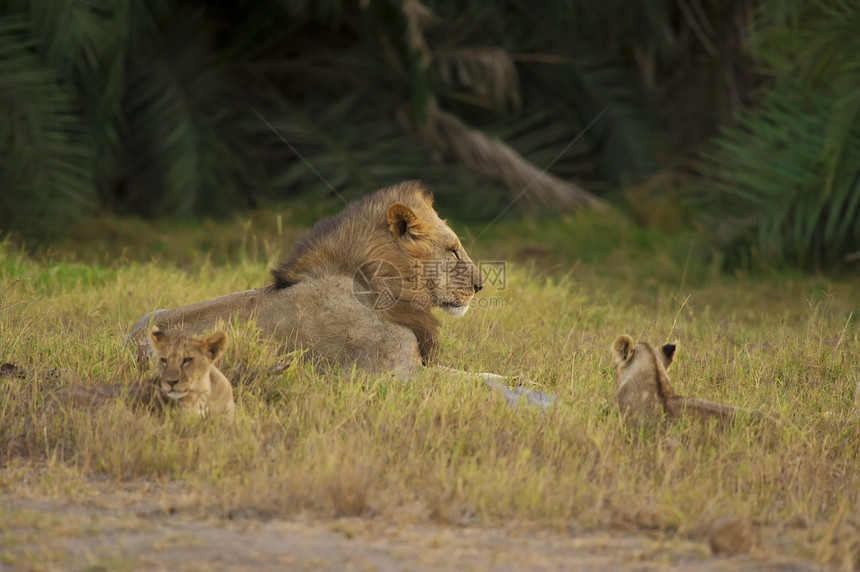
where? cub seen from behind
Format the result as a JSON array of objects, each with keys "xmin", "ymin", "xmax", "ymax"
[{"xmin": 611, "ymin": 334, "xmax": 763, "ymax": 429}]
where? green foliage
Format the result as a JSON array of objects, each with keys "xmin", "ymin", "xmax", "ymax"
[
  {"xmin": 696, "ymin": 83, "xmax": 860, "ymax": 267},
  {"xmin": 122, "ymin": 11, "xmax": 260, "ymax": 216},
  {"xmin": 5, "ymin": 0, "xmax": 858, "ymax": 270},
  {"xmin": 420, "ymin": 0, "xmax": 668, "ymax": 186},
  {"xmin": 696, "ymin": 1, "xmax": 860, "ymax": 268},
  {"xmin": 0, "ymin": 14, "xmax": 94, "ymax": 237},
  {"xmin": 0, "ymin": 0, "xmax": 258, "ymax": 233},
  {"xmin": 0, "ymin": 0, "xmax": 674, "ymax": 239}
]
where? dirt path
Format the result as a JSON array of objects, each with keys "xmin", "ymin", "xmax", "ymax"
[{"xmin": 0, "ymin": 488, "xmax": 829, "ymax": 572}]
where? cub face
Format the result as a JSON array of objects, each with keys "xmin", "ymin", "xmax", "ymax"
[{"xmin": 149, "ymin": 326, "xmax": 227, "ymax": 404}]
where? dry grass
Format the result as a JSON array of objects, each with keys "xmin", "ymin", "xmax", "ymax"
[{"xmin": 1, "ymin": 207, "xmax": 859, "ymax": 569}]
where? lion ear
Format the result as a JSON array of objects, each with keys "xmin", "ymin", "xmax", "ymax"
[
  {"xmin": 387, "ymin": 202, "xmax": 426, "ymax": 241},
  {"xmin": 203, "ymin": 331, "xmax": 228, "ymax": 362},
  {"xmin": 612, "ymin": 335, "xmax": 635, "ymax": 364},
  {"xmin": 661, "ymin": 341, "xmax": 678, "ymax": 369},
  {"xmin": 150, "ymin": 325, "xmax": 168, "ymax": 351}
]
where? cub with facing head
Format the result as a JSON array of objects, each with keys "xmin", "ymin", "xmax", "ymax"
[
  {"xmin": 9, "ymin": 329, "xmax": 235, "ymax": 421},
  {"xmin": 56, "ymin": 328, "xmax": 233, "ymax": 418},
  {"xmin": 611, "ymin": 334, "xmax": 763, "ymax": 429},
  {"xmin": 148, "ymin": 326, "xmax": 234, "ymax": 419}
]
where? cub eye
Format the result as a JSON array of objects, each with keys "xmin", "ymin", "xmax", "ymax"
[
  {"xmin": 159, "ymin": 358, "xmax": 167, "ymax": 365},
  {"xmin": 182, "ymin": 357, "xmax": 194, "ymax": 366}
]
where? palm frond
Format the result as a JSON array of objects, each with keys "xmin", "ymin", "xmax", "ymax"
[
  {"xmin": 282, "ymin": 0, "xmax": 349, "ymax": 27},
  {"xmin": 0, "ymin": 0, "xmax": 777, "ymax": 239},
  {"xmin": 0, "ymin": 15, "xmax": 95, "ymax": 237},
  {"xmin": 422, "ymin": 104, "xmax": 604, "ymax": 210},
  {"xmin": 525, "ymin": 50, "xmax": 666, "ymax": 186},
  {"xmin": 694, "ymin": 82, "xmax": 860, "ymax": 267},
  {"xmin": 122, "ymin": 12, "xmax": 259, "ymax": 216},
  {"xmin": 691, "ymin": 1, "xmax": 860, "ymax": 267},
  {"xmin": 401, "ymin": 0, "xmax": 440, "ymax": 70},
  {"xmin": 756, "ymin": 3, "xmax": 860, "ymax": 199},
  {"xmin": 245, "ymin": 89, "xmax": 514, "ymax": 218},
  {"xmin": 435, "ymin": 47, "xmax": 521, "ymax": 112}
]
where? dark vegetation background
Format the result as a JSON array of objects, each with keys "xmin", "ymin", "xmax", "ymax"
[{"xmin": 1, "ymin": 0, "xmax": 858, "ymax": 269}]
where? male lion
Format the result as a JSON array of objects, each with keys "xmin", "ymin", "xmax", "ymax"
[
  {"xmin": 611, "ymin": 334, "xmax": 763, "ymax": 429},
  {"xmin": 128, "ymin": 181, "xmax": 485, "ymax": 378}
]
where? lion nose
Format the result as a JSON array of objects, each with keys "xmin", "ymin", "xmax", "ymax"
[
  {"xmin": 473, "ymin": 282, "xmax": 483, "ymax": 293},
  {"xmin": 166, "ymin": 379, "xmax": 179, "ymax": 388}
]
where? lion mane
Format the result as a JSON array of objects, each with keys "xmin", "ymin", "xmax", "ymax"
[{"xmin": 269, "ymin": 182, "xmax": 445, "ymax": 363}]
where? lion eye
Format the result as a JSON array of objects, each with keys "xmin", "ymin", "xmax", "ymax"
[
  {"xmin": 182, "ymin": 357, "xmax": 194, "ymax": 366},
  {"xmin": 450, "ymin": 247, "xmax": 460, "ymax": 260},
  {"xmin": 159, "ymin": 358, "xmax": 167, "ymax": 365}
]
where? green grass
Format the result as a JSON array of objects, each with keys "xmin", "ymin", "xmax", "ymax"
[{"xmin": 1, "ymin": 207, "xmax": 859, "ymax": 568}]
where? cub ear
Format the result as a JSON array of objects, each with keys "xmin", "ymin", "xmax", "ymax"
[
  {"xmin": 612, "ymin": 335, "xmax": 635, "ymax": 364},
  {"xmin": 660, "ymin": 340, "xmax": 678, "ymax": 369},
  {"xmin": 386, "ymin": 202, "xmax": 426, "ymax": 241},
  {"xmin": 203, "ymin": 331, "xmax": 228, "ymax": 362},
  {"xmin": 150, "ymin": 325, "xmax": 168, "ymax": 350}
]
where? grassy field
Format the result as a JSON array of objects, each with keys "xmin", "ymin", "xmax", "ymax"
[{"xmin": 1, "ymin": 205, "xmax": 859, "ymax": 569}]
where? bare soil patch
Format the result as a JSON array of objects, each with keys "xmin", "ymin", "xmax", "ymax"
[{"xmin": 0, "ymin": 482, "xmax": 827, "ymax": 572}]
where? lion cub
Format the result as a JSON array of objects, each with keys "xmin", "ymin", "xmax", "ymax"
[
  {"xmin": 147, "ymin": 326, "xmax": 235, "ymax": 419},
  {"xmin": 50, "ymin": 328, "xmax": 235, "ymax": 418},
  {"xmin": 611, "ymin": 335, "xmax": 762, "ymax": 429}
]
